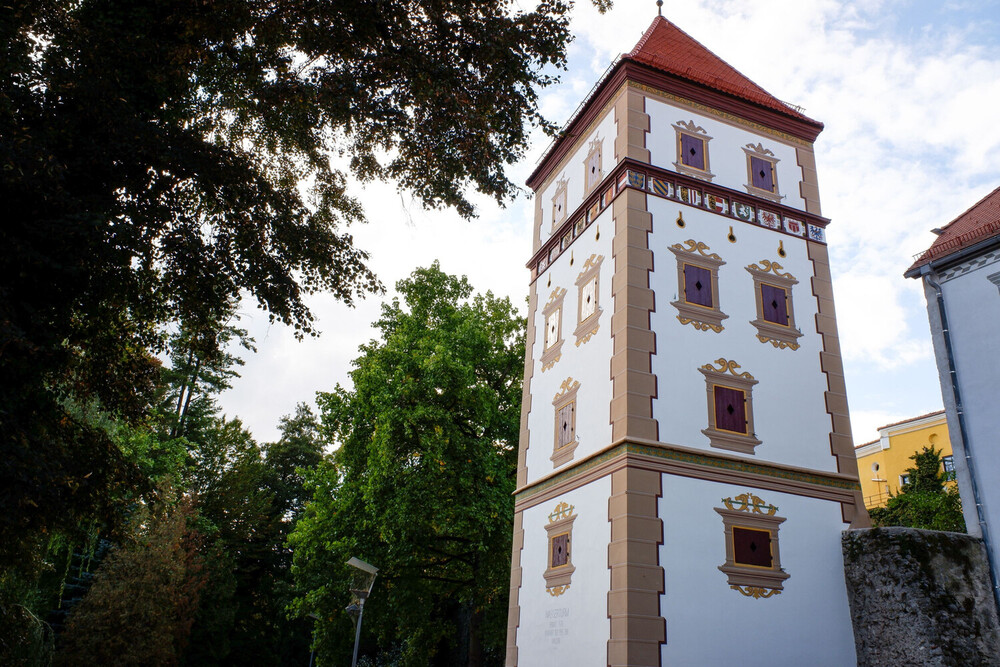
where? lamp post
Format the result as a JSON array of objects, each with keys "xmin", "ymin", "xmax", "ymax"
[{"xmin": 345, "ymin": 557, "xmax": 378, "ymax": 667}]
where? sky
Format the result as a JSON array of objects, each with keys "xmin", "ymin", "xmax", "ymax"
[{"xmin": 219, "ymin": 0, "xmax": 1000, "ymax": 448}]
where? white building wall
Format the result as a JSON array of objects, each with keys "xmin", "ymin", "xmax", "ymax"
[
  {"xmin": 537, "ymin": 108, "xmax": 619, "ymax": 247},
  {"xmin": 525, "ymin": 207, "xmax": 615, "ymax": 487},
  {"xmin": 645, "ymin": 96, "xmax": 808, "ymax": 212},
  {"xmin": 658, "ymin": 475, "xmax": 857, "ymax": 666},
  {"xmin": 646, "ymin": 195, "xmax": 837, "ymax": 473},
  {"xmin": 516, "ymin": 477, "xmax": 612, "ymax": 667},
  {"xmin": 936, "ymin": 254, "xmax": 1000, "ymax": 555}
]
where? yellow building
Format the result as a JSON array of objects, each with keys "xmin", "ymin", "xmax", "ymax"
[{"xmin": 854, "ymin": 410, "xmax": 955, "ymax": 509}]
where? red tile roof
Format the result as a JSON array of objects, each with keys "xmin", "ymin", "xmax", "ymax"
[
  {"xmin": 625, "ymin": 17, "xmax": 820, "ymax": 126},
  {"xmin": 907, "ymin": 185, "xmax": 1000, "ymax": 274}
]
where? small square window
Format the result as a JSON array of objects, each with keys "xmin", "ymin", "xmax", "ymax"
[
  {"xmin": 733, "ymin": 527, "xmax": 773, "ymax": 568},
  {"xmin": 584, "ymin": 137, "xmax": 603, "ymax": 193},
  {"xmin": 700, "ymin": 358, "xmax": 761, "ymax": 454},
  {"xmin": 574, "ymin": 254, "xmax": 604, "ymax": 346},
  {"xmin": 760, "ymin": 283, "xmax": 789, "ymax": 326},
  {"xmin": 900, "ymin": 474, "xmax": 911, "ymax": 487},
  {"xmin": 716, "ymin": 493, "xmax": 789, "ymax": 597},
  {"xmin": 540, "ymin": 288, "xmax": 566, "ymax": 372},
  {"xmin": 543, "ymin": 502, "xmax": 577, "ymax": 596},
  {"xmin": 670, "ymin": 240, "xmax": 728, "ymax": 333},
  {"xmin": 672, "ymin": 120, "xmax": 715, "ymax": 182},
  {"xmin": 552, "ymin": 177, "xmax": 568, "ymax": 229},
  {"xmin": 746, "ymin": 260, "xmax": 802, "ymax": 350},
  {"xmin": 551, "ymin": 378, "xmax": 580, "ymax": 468},
  {"xmin": 713, "ymin": 386, "xmax": 747, "ymax": 435},
  {"xmin": 550, "ymin": 533, "xmax": 570, "ymax": 568},
  {"xmin": 743, "ymin": 143, "xmax": 783, "ymax": 203}
]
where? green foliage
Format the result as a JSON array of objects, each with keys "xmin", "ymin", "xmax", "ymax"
[
  {"xmin": 3, "ymin": 0, "xmax": 584, "ymax": 563},
  {"xmin": 54, "ymin": 491, "xmax": 208, "ymax": 666},
  {"xmin": 869, "ymin": 447, "xmax": 966, "ymax": 533},
  {"xmin": 291, "ymin": 264, "xmax": 524, "ymax": 667}
]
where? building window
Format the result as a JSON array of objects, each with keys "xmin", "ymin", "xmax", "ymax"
[
  {"xmin": 745, "ymin": 259, "xmax": 803, "ymax": 350},
  {"xmin": 584, "ymin": 136, "xmax": 603, "ymax": 194},
  {"xmin": 543, "ymin": 502, "xmax": 577, "ymax": 596},
  {"xmin": 672, "ymin": 120, "xmax": 715, "ymax": 182},
  {"xmin": 551, "ymin": 177, "xmax": 568, "ymax": 230},
  {"xmin": 540, "ymin": 287, "xmax": 566, "ymax": 372},
  {"xmin": 715, "ymin": 493, "xmax": 789, "ymax": 598},
  {"xmin": 699, "ymin": 358, "xmax": 761, "ymax": 454},
  {"xmin": 900, "ymin": 474, "xmax": 911, "ymax": 487},
  {"xmin": 943, "ymin": 455, "xmax": 956, "ymax": 480},
  {"xmin": 551, "ymin": 378, "xmax": 580, "ymax": 468},
  {"xmin": 669, "ymin": 240, "xmax": 728, "ymax": 332},
  {"xmin": 742, "ymin": 143, "xmax": 783, "ymax": 203},
  {"xmin": 574, "ymin": 254, "xmax": 604, "ymax": 346}
]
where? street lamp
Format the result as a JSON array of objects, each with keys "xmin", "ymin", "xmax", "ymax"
[{"xmin": 345, "ymin": 557, "xmax": 378, "ymax": 667}]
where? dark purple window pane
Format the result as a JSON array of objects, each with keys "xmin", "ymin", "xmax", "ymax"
[
  {"xmin": 551, "ymin": 534, "xmax": 569, "ymax": 567},
  {"xmin": 733, "ymin": 527, "xmax": 772, "ymax": 568},
  {"xmin": 558, "ymin": 403, "xmax": 575, "ymax": 446},
  {"xmin": 751, "ymin": 157, "xmax": 774, "ymax": 191},
  {"xmin": 714, "ymin": 386, "xmax": 746, "ymax": 433},
  {"xmin": 683, "ymin": 264, "xmax": 713, "ymax": 307},
  {"xmin": 761, "ymin": 284, "xmax": 788, "ymax": 325},
  {"xmin": 681, "ymin": 135, "xmax": 705, "ymax": 170}
]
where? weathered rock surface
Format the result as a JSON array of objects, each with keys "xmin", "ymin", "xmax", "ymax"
[{"xmin": 843, "ymin": 527, "xmax": 1000, "ymax": 666}]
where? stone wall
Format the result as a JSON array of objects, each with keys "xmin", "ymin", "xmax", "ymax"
[{"xmin": 843, "ymin": 527, "xmax": 1000, "ymax": 666}]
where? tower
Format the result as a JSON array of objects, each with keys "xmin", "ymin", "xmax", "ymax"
[{"xmin": 506, "ymin": 15, "xmax": 868, "ymax": 667}]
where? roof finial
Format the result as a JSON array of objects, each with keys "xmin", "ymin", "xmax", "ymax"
[{"xmin": 656, "ymin": 0, "xmax": 663, "ymax": 16}]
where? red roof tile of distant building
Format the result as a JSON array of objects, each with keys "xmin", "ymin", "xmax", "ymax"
[
  {"xmin": 907, "ymin": 185, "xmax": 1000, "ymax": 274},
  {"xmin": 625, "ymin": 16, "xmax": 821, "ymax": 127}
]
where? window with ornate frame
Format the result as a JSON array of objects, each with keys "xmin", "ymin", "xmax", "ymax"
[
  {"xmin": 699, "ymin": 358, "xmax": 761, "ymax": 454},
  {"xmin": 543, "ymin": 502, "xmax": 577, "ymax": 596},
  {"xmin": 574, "ymin": 254, "xmax": 604, "ymax": 346},
  {"xmin": 669, "ymin": 240, "xmax": 728, "ymax": 333},
  {"xmin": 715, "ymin": 492, "xmax": 789, "ymax": 599},
  {"xmin": 584, "ymin": 136, "xmax": 603, "ymax": 194},
  {"xmin": 672, "ymin": 120, "xmax": 715, "ymax": 182},
  {"xmin": 551, "ymin": 177, "xmax": 568, "ymax": 230},
  {"xmin": 745, "ymin": 259, "xmax": 802, "ymax": 350},
  {"xmin": 551, "ymin": 378, "xmax": 580, "ymax": 468},
  {"xmin": 742, "ymin": 143, "xmax": 783, "ymax": 203},
  {"xmin": 540, "ymin": 287, "xmax": 566, "ymax": 372}
]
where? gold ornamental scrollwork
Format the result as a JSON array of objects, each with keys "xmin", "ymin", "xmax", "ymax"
[
  {"xmin": 678, "ymin": 317, "xmax": 723, "ymax": 333},
  {"xmin": 547, "ymin": 585, "xmax": 570, "ymax": 597},
  {"xmin": 547, "ymin": 502, "xmax": 576, "ymax": 524},
  {"xmin": 731, "ymin": 585, "xmax": 781, "ymax": 599},
  {"xmin": 746, "ymin": 259, "xmax": 795, "ymax": 280},
  {"xmin": 744, "ymin": 142, "xmax": 775, "ymax": 157},
  {"xmin": 578, "ymin": 253, "xmax": 604, "ymax": 275},
  {"xmin": 721, "ymin": 492, "xmax": 778, "ymax": 516},
  {"xmin": 701, "ymin": 358, "xmax": 754, "ymax": 380},
  {"xmin": 670, "ymin": 239, "xmax": 722, "ymax": 260},
  {"xmin": 545, "ymin": 286, "xmax": 567, "ymax": 309},
  {"xmin": 757, "ymin": 334, "xmax": 800, "ymax": 351},
  {"xmin": 552, "ymin": 378, "xmax": 580, "ymax": 404}
]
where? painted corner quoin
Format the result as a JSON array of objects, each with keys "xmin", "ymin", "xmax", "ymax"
[{"xmin": 508, "ymin": 12, "xmax": 865, "ymax": 667}]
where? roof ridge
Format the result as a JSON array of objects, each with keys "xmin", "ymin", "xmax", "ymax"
[{"xmin": 940, "ymin": 184, "xmax": 1000, "ymax": 233}]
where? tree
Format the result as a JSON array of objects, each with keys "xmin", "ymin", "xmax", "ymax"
[
  {"xmin": 869, "ymin": 447, "xmax": 966, "ymax": 533},
  {"xmin": 2, "ymin": 0, "xmax": 601, "ymax": 563},
  {"xmin": 290, "ymin": 264, "xmax": 524, "ymax": 667},
  {"xmin": 54, "ymin": 491, "xmax": 207, "ymax": 666}
]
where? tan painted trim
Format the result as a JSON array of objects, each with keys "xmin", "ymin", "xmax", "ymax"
[
  {"xmin": 796, "ymin": 145, "xmax": 823, "ymax": 216},
  {"xmin": 614, "ymin": 87, "xmax": 651, "ymax": 165},
  {"xmin": 517, "ymin": 283, "xmax": 538, "ymax": 489},
  {"xmin": 533, "ymin": 188, "xmax": 544, "ymax": 255},
  {"xmin": 806, "ymin": 241, "xmax": 870, "ymax": 528},
  {"xmin": 607, "ymin": 465, "xmax": 665, "ymax": 667},
  {"xmin": 609, "ymin": 187, "xmax": 659, "ymax": 443},
  {"xmin": 515, "ymin": 438, "xmax": 861, "ymax": 514},
  {"xmin": 505, "ymin": 510, "xmax": 524, "ymax": 666}
]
